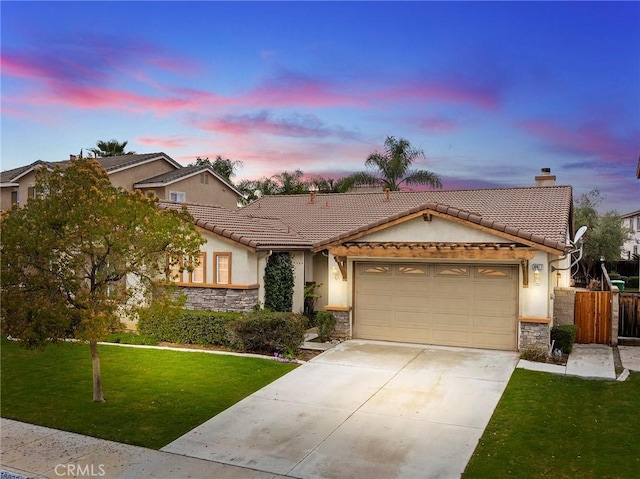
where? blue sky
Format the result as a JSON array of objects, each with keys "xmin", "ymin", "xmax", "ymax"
[{"xmin": 2, "ymin": 1, "xmax": 639, "ymax": 212}]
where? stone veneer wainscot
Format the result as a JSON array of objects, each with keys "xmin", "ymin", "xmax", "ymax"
[{"xmin": 179, "ymin": 286, "xmax": 259, "ymax": 313}]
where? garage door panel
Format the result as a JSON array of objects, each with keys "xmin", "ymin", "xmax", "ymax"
[
  {"xmin": 473, "ymin": 332, "xmax": 516, "ymax": 350},
  {"xmin": 356, "ymin": 262, "xmax": 518, "ymax": 351},
  {"xmin": 432, "ymin": 298, "xmax": 471, "ymax": 315}
]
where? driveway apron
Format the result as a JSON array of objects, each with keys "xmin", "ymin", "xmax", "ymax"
[{"xmin": 162, "ymin": 340, "xmax": 519, "ymax": 479}]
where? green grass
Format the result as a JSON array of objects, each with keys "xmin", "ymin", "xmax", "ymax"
[
  {"xmin": 463, "ymin": 369, "xmax": 640, "ymax": 478},
  {"xmin": 0, "ymin": 338, "xmax": 297, "ymax": 449}
]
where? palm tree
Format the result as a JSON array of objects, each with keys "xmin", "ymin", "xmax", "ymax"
[
  {"xmin": 88, "ymin": 139, "xmax": 135, "ymax": 157},
  {"xmin": 345, "ymin": 136, "xmax": 442, "ymax": 191}
]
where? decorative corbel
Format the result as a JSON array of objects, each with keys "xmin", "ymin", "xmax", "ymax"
[
  {"xmin": 521, "ymin": 259, "xmax": 529, "ymax": 288},
  {"xmin": 334, "ymin": 256, "xmax": 347, "ymax": 282}
]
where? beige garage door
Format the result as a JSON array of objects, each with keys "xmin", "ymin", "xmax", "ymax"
[{"xmin": 355, "ymin": 263, "xmax": 518, "ymax": 350}]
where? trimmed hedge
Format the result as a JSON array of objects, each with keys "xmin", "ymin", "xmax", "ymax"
[
  {"xmin": 227, "ymin": 311, "xmax": 307, "ymax": 354},
  {"xmin": 103, "ymin": 332, "xmax": 158, "ymax": 346},
  {"xmin": 551, "ymin": 324, "xmax": 579, "ymax": 354},
  {"xmin": 138, "ymin": 309, "xmax": 306, "ymax": 354},
  {"xmin": 627, "ymin": 276, "xmax": 639, "ymax": 289},
  {"xmin": 138, "ymin": 310, "xmax": 241, "ymax": 346}
]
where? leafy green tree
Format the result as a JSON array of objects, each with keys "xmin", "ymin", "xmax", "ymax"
[
  {"xmin": 263, "ymin": 253, "xmax": 295, "ymax": 312},
  {"xmin": 273, "ymin": 170, "xmax": 309, "ymax": 194},
  {"xmin": 1, "ymin": 158, "xmax": 204, "ymax": 402},
  {"xmin": 237, "ymin": 170, "xmax": 309, "ymax": 205},
  {"xmin": 308, "ymin": 176, "xmax": 352, "ymax": 193},
  {"xmin": 192, "ymin": 156, "xmax": 244, "ymax": 182},
  {"xmin": 344, "ymin": 136, "xmax": 442, "ymax": 191},
  {"xmin": 87, "ymin": 139, "xmax": 135, "ymax": 157},
  {"xmin": 574, "ymin": 189, "xmax": 631, "ymax": 280}
]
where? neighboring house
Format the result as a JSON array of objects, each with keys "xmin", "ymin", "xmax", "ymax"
[
  {"xmin": 0, "ymin": 153, "xmax": 242, "ymax": 210},
  {"xmin": 621, "ymin": 210, "xmax": 640, "ymax": 259},
  {"xmin": 159, "ymin": 169, "xmax": 575, "ymax": 353}
]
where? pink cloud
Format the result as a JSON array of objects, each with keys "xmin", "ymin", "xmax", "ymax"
[
  {"xmin": 375, "ymin": 79, "xmax": 501, "ymax": 109},
  {"xmin": 517, "ymin": 118, "xmax": 639, "ymax": 165},
  {"xmin": 193, "ymin": 110, "xmax": 361, "ymax": 140},
  {"xmin": 244, "ymin": 72, "xmax": 360, "ymax": 108},
  {"xmin": 137, "ymin": 136, "xmax": 189, "ymax": 149},
  {"xmin": 417, "ymin": 116, "xmax": 459, "ymax": 133}
]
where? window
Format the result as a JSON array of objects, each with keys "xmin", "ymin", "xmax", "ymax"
[
  {"xmin": 397, "ymin": 265, "xmax": 429, "ymax": 276},
  {"xmin": 476, "ymin": 266, "xmax": 511, "ymax": 278},
  {"xmin": 189, "ymin": 252, "xmax": 206, "ymax": 284},
  {"xmin": 10, "ymin": 190, "xmax": 18, "ymax": 206},
  {"xmin": 359, "ymin": 264, "xmax": 391, "ymax": 275},
  {"xmin": 215, "ymin": 253, "xmax": 231, "ymax": 284},
  {"xmin": 630, "ymin": 219, "xmax": 635, "ymax": 230},
  {"xmin": 435, "ymin": 265, "xmax": 469, "ymax": 277},
  {"xmin": 637, "ymin": 217, "xmax": 640, "ymax": 231},
  {"xmin": 166, "ymin": 256, "xmax": 183, "ymax": 282},
  {"xmin": 27, "ymin": 186, "xmax": 48, "ymax": 200},
  {"xmin": 200, "ymin": 173, "xmax": 209, "ymax": 185},
  {"xmin": 169, "ymin": 191, "xmax": 186, "ymax": 202}
]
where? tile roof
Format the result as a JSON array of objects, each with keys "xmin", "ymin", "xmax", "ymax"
[
  {"xmin": 241, "ymin": 187, "xmax": 573, "ymax": 251},
  {"xmin": 162, "ymin": 186, "xmax": 573, "ymax": 253},
  {"xmin": 157, "ymin": 201, "xmax": 311, "ymax": 250},
  {"xmin": 0, "ymin": 160, "xmax": 59, "ymax": 183},
  {"xmin": 0, "ymin": 153, "xmax": 175, "ymax": 182},
  {"xmin": 94, "ymin": 153, "xmax": 179, "ymax": 171}
]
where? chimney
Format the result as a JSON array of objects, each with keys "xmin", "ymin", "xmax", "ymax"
[{"xmin": 535, "ymin": 168, "xmax": 556, "ymax": 187}]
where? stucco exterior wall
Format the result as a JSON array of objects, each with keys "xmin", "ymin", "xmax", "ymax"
[
  {"xmin": 363, "ymin": 216, "xmax": 509, "ymax": 243},
  {"xmin": 158, "ymin": 173, "xmax": 239, "ymax": 209},
  {"xmin": 0, "ymin": 187, "xmax": 15, "ymax": 210},
  {"xmin": 520, "ymin": 250, "xmax": 551, "ymax": 319},
  {"xmin": 292, "ymin": 251, "xmax": 306, "ymax": 314},
  {"xmin": 312, "ymin": 253, "xmax": 329, "ymax": 312},
  {"xmin": 12, "ymin": 170, "xmax": 38, "ymax": 208}
]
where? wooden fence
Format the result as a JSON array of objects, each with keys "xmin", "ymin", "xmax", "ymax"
[
  {"xmin": 619, "ymin": 293, "xmax": 640, "ymax": 338},
  {"xmin": 574, "ymin": 291, "xmax": 611, "ymax": 344}
]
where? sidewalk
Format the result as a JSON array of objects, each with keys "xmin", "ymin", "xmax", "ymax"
[
  {"xmin": 1, "ymin": 418, "xmax": 286, "ymax": 479},
  {"xmin": 517, "ymin": 343, "xmax": 618, "ymax": 379}
]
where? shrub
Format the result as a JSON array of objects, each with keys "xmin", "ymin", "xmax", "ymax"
[
  {"xmin": 103, "ymin": 332, "xmax": 158, "ymax": 345},
  {"xmin": 627, "ymin": 276, "xmax": 639, "ymax": 289},
  {"xmin": 519, "ymin": 348, "xmax": 548, "ymax": 362},
  {"xmin": 138, "ymin": 309, "xmax": 241, "ymax": 346},
  {"xmin": 551, "ymin": 324, "xmax": 579, "ymax": 354},
  {"xmin": 227, "ymin": 311, "xmax": 306, "ymax": 354},
  {"xmin": 316, "ymin": 311, "xmax": 336, "ymax": 341}
]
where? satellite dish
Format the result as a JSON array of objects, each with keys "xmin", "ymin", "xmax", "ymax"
[{"xmin": 573, "ymin": 226, "xmax": 587, "ymax": 245}]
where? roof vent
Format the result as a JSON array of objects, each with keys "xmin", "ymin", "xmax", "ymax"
[{"xmin": 535, "ymin": 168, "xmax": 556, "ymax": 187}]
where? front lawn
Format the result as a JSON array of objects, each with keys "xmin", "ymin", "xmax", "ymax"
[
  {"xmin": 463, "ymin": 369, "xmax": 640, "ymax": 478},
  {"xmin": 0, "ymin": 338, "xmax": 297, "ymax": 449}
]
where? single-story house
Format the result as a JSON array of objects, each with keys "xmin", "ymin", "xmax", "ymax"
[{"xmin": 158, "ymin": 170, "xmax": 574, "ymax": 352}]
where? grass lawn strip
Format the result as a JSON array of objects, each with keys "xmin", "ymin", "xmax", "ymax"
[
  {"xmin": 463, "ymin": 368, "xmax": 640, "ymax": 479},
  {"xmin": 0, "ymin": 338, "xmax": 297, "ymax": 449}
]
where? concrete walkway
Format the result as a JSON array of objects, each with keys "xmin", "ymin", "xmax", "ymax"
[{"xmin": 517, "ymin": 343, "xmax": 617, "ymax": 379}]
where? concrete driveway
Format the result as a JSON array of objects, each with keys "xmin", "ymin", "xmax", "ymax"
[{"xmin": 162, "ymin": 340, "xmax": 518, "ymax": 479}]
